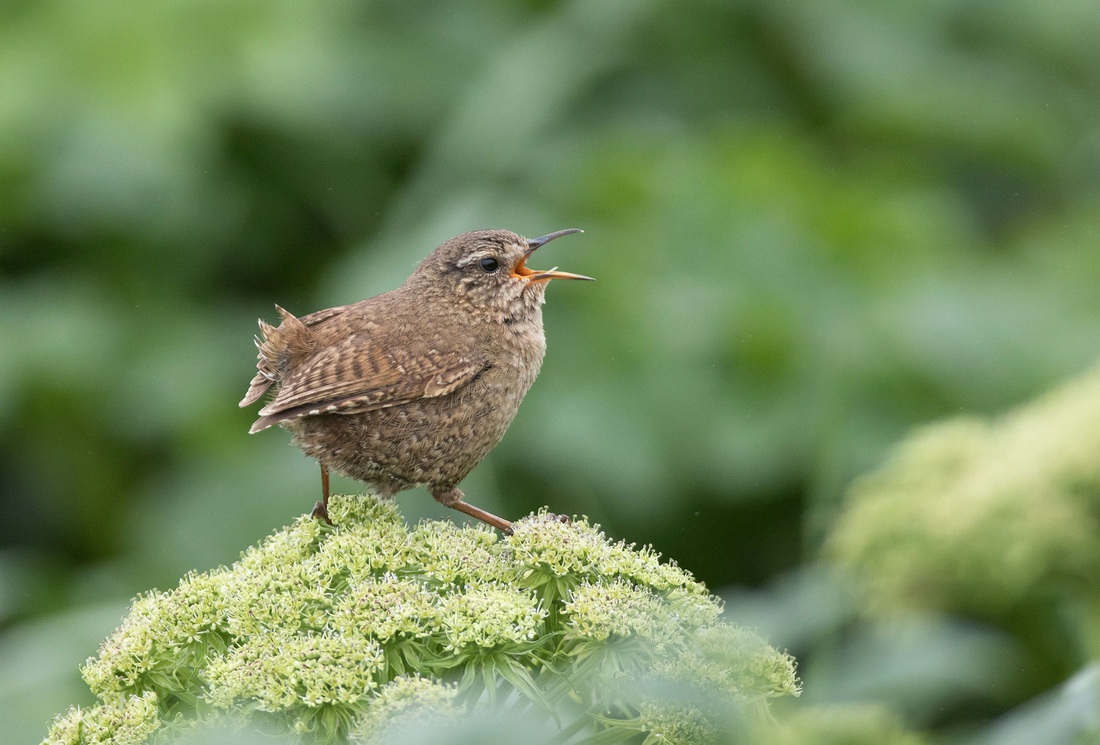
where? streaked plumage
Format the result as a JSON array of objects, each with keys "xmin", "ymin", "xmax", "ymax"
[{"xmin": 239, "ymin": 228, "xmax": 591, "ymax": 532}]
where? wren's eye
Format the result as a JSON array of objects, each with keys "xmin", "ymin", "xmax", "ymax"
[{"xmin": 478, "ymin": 257, "xmax": 500, "ymax": 273}]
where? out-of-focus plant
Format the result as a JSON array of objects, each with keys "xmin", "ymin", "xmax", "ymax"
[
  {"xmin": 827, "ymin": 361, "xmax": 1100, "ymax": 699},
  {"xmin": 42, "ymin": 496, "xmax": 798, "ymax": 744},
  {"xmin": 6, "ymin": 0, "xmax": 1100, "ymax": 742},
  {"xmin": 829, "ymin": 362, "xmax": 1100, "ymax": 616},
  {"xmin": 753, "ymin": 704, "xmax": 927, "ymax": 745}
]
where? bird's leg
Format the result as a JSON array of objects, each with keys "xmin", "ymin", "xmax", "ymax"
[
  {"xmin": 311, "ymin": 464, "xmax": 333, "ymax": 524},
  {"xmin": 432, "ymin": 487, "xmax": 514, "ymax": 535}
]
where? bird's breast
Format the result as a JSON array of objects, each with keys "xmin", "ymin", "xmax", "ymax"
[{"xmin": 463, "ymin": 321, "xmax": 544, "ymax": 409}]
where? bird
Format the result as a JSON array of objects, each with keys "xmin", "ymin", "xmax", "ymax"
[{"xmin": 239, "ymin": 228, "xmax": 592, "ymax": 533}]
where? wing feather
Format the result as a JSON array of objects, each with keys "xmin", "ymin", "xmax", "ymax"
[
  {"xmin": 238, "ymin": 304, "xmax": 350, "ymax": 408},
  {"xmin": 250, "ymin": 332, "xmax": 484, "ymax": 431}
]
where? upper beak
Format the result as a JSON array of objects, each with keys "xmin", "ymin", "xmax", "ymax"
[{"xmin": 512, "ymin": 228, "xmax": 594, "ymax": 282}]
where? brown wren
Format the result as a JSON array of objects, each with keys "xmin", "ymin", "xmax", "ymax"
[{"xmin": 239, "ymin": 228, "xmax": 592, "ymax": 533}]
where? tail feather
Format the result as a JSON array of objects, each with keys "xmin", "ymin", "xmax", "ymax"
[{"xmin": 238, "ymin": 305, "xmax": 314, "ymax": 410}]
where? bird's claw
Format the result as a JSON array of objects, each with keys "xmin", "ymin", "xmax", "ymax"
[{"xmin": 310, "ymin": 500, "xmax": 333, "ymax": 525}]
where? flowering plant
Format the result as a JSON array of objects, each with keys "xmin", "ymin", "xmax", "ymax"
[{"xmin": 44, "ymin": 496, "xmax": 798, "ymax": 744}]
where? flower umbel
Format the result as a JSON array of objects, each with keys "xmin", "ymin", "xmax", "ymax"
[{"xmin": 44, "ymin": 496, "xmax": 798, "ymax": 745}]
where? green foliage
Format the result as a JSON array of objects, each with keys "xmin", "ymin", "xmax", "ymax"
[
  {"xmin": 828, "ymin": 363, "xmax": 1100, "ymax": 618},
  {"xmin": 825, "ymin": 362, "xmax": 1100, "ymax": 713},
  {"xmin": 5, "ymin": 0, "xmax": 1100, "ymax": 743},
  {"xmin": 753, "ymin": 704, "xmax": 927, "ymax": 745},
  {"xmin": 43, "ymin": 496, "xmax": 798, "ymax": 744}
]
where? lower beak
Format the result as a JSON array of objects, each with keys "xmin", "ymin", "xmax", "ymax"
[{"xmin": 512, "ymin": 228, "xmax": 595, "ymax": 282}]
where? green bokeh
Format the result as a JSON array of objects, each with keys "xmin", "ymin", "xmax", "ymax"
[{"xmin": 3, "ymin": 0, "xmax": 1100, "ymax": 742}]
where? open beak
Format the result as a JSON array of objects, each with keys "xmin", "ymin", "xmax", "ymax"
[{"xmin": 512, "ymin": 228, "xmax": 594, "ymax": 282}]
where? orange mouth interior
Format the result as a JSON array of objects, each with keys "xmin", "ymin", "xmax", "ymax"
[{"xmin": 510, "ymin": 254, "xmax": 594, "ymax": 283}]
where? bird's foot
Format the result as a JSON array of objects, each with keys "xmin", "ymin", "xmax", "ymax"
[
  {"xmin": 454, "ymin": 501, "xmax": 514, "ymax": 535},
  {"xmin": 432, "ymin": 487, "xmax": 514, "ymax": 534},
  {"xmin": 311, "ymin": 464, "xmax": 333, "ymax": 524},
  {"xmin": 310, "ymin": 499, "xmax": 333, "ymax": 525}
]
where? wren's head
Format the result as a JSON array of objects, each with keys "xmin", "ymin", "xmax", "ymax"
[{"xmin": 410, "ymin": 229, "xmax": 592, "ymax": 322}]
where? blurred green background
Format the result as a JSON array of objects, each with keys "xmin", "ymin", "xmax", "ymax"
[{"xmin": 4, "ymin": 0, "xmax": 1100, "ymax": 742}]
